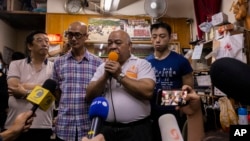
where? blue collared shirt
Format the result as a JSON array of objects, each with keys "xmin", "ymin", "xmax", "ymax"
[{"xmin": 52, "ymin": 50, "xmax": 103, "ymax": 141}]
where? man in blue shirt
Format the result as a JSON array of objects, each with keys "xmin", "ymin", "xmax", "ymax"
[{"xmin": 145, "ymin": 22, "xmax": 194, "ymax": 141}]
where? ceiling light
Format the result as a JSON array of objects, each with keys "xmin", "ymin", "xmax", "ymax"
[{"xmin": 104, "ymin": 0, "xmax": 113, "ymax": 12}]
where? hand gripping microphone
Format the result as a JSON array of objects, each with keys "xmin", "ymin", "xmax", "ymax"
[
  {"xmin": 87, "ymin": 97, "xmax": 109, "ymax": 139},
  {"xmin": 158, "ymin": 114, "xmax": 184, "ymax": 141},
  {"xmin": 26, "ymin": 79, "xmax": 57, "ymax": 113},
  {"xmin": 210, "ymin": 57, "xmax": 250, "ymax": 104}
]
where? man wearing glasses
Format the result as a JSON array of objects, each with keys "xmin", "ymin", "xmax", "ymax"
[
  {"xmin": 52, "ymin": 21, "xmax": 103, "ymax": 141},
  {"xmin": 5, "ymin": 31, "xmax": 54, "ymax": 141}
]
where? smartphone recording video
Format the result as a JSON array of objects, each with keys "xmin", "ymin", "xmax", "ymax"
[{"xmin": 160, "ymin": 90, "xmax": 187, "ymax": 106}]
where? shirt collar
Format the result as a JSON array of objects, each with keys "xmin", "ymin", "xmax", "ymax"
[
  {"xmin": 66, "ymin": 49, "xmax": 91, "ymax": 61},
  {"xmin": 26, "ymin": 56, "xmax": 48, "ymax": 65}
]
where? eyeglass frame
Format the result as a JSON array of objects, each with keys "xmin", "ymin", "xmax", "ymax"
[{"xmin": 65, "ymin": 31, "xmax": 87, "ymax": 39}]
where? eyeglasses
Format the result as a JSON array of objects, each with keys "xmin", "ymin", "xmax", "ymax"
[
  {"xmin": 66, "ymin": 32, "xmax": 86, "ymax": 39},
  {"xmin": 34, "ymin": 38, "xmax": 50, "ymax": 44}
]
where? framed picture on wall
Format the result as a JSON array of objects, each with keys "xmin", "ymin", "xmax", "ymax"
[
  {"xmin": 169, "ymin": 42, "xmax": 180, "ymax": 54},
  {"xmin": 87, "ymin": 18, "xmax": 151, "ymax": 42}
]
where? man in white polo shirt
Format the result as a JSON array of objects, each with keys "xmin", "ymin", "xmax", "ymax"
[{"xmin": 86, "ymin": 30, "xmax": 156, "ymax": 141}]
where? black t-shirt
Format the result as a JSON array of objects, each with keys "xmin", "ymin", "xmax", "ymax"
[{"xmin": 0, "ymin": 71, "xmax": 8, "ymax": 128}]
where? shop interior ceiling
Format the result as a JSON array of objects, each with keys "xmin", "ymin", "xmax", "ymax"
[
  {"xmin": 0, "ymin": 0, "xmax": 141, "ymax": 30},
  {"xmin": 87, "ymin": 0, "xmax": 141, "ymax": 13}
]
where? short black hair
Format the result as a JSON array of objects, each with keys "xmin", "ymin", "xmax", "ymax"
[
  {"xmin": 25, "ymin": 30, "xmax": 47, "ymax": 55},
  {"xmin": 25, "ymin": 30, "xmax": 47, "ymax": 45},
  {"xmin": 150, "ymin": 22, "xmax": 172, "ymax": 35}
]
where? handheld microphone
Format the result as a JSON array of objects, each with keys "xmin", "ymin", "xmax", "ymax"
[
  {"xmin": 158, "ymin": 114, "xmax": 184, "ymax": 141},
  {"xmin": 26, "ymin": 79, "xmax": 57, "ymax": 113},
  {"xmin": 210, "ymin": 57, "xmax": 250, "ymax": 104},
  {"xmin": 108, "ymin": 51, "xmax": 119, "ymax": 61},
  {"xmin": 87, "ymin": 97, "xmax": 109, "ymax": 139},
  {"xmin": 107, "ymin": 51, "xmax": 119, "ymax": 80}
]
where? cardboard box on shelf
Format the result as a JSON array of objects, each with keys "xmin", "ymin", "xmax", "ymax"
[{"xmin": 212, "ymin": 12, "xmax": 229, "ymax": 26}]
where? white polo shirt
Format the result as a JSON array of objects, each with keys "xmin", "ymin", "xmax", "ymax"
[{"xmin": 91, "ymin": 55, "xmax": 156, "ymax": 123}]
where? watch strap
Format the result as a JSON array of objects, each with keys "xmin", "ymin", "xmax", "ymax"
[{"xmin": 117, "ymin": 73, "xmax": 125, "ymax": 83}]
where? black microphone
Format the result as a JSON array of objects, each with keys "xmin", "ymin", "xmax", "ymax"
[
  {"xmin": 87, "ymin": 97, "xmax": 109, "ymax": 139},
  {"xmin": 210, "ymin": 57, "xmax": 250, "ymax": 104},
  {"xmin": 26, "ymin": 79, "xmax": 57, "ymax": 113}
]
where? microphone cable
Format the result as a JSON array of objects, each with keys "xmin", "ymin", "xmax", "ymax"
[{"xmin": 109, "ymin": 78, "xmax": 117, "ymax": 123}]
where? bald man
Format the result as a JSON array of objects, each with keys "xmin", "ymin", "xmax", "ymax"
[
  {"xmin": 86, "ymin": 30, "xmax": 156, "ymax": 141},
  {"xmin": 52, "ymin": 21, "xmax": 103, "ymax": 141}
]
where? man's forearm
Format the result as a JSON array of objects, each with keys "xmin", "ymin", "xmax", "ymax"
[
  {"xmin": 187, "ymin": 110, "xmax": 205, "ymax": 141},
  {"xmin": 86, "ymin": 75, "xmax": 108, "ymax": 102}
]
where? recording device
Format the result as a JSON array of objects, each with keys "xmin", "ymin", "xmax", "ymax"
[
  {"xmin": 87, "ymin": 97, "xmax": 109, "ymax": 139},
  {"xmin": 26, "ymin": 79, "xmax": 57, "ymax": 113},
  {"xmin": 158, "ymin": 114, "xmax": 184, "ymax": 141},
  {"xmin": 210, "ymin": 57, "xmax": 250, "ymax": 104},
  {"xmin": 158, "ymin": 90, "xmax": 188, "ymax": 106},
  {"xmin": 108, "ymin": 51, "xmax": 119, "ymax": 61}
]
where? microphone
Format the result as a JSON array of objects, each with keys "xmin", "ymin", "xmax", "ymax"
[
  {"xmin": 210, "ymin": 57, "xmax": 250, "ymax": 104},
  {"xmin": 87, "ymin": 97, "xmax": 109, "ymax": 139},
  {"xmin": 107, "ymin": 51, "xmax": 119, "ymax": 80},
  {"xmin": 26, "ymin": 79, "xmax": 57, "ymax": 113},
  {"xmin": 158, "ymin": 114, "xmax": 184, "ymax": 141},
  {"xmin": 108, "ymin": 51, "xmax": 119, "ymax": 61}
]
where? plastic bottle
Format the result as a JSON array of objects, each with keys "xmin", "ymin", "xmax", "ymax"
[{"xmin": 238, "ymin": 107, "xmax": 248, "ymax": 125}]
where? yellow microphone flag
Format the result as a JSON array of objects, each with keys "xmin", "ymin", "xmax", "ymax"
[{"xmin": 26, "ymin": 86, "xmax": 55, "ymax": 111}]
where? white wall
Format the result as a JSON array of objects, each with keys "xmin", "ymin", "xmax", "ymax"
[{"xmin": 0, "ymin": 20, "xmax": 17, "ymax": 53}]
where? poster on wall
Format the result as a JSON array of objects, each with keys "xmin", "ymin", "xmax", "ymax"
[{"xmin": 87, "ymin": 18, "xmax": 151, "ymax": 42}]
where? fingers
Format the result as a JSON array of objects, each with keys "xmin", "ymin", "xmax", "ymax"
[
  {"xmin": 95, "ymin": 134, "xmax": 105, "ymax": 141},
  {"xmin": 81, "ymin": 134, "xmax": 105, "ymax": 141}
]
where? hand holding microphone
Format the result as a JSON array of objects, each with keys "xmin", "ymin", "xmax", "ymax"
[
  {"xmin": 87, "ymin": 97, "xmax": 109, "ymax": 139},
  {"xmin": 26, "ymin": 79, "xmax": 57, "ymax": 113},
  {"xmin": 105, "ymin": 51, "xmax": 120, "ymax": 79}
]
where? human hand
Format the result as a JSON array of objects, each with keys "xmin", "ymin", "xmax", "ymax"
[
  {"xmin": 104, "ymin": 60, "xmax": 121, "ymax": 78},
  {"xmin": 81, "ymin": 134, "xmax": 105, "ymax": 141},
  {"xmin": 8, "ymin": 84, "xmax": 27, "ymax": 98},
  {"xmin": 176, "ymin": 85, "xmax": 202, "ymax": 116},
  {"xmin": 8, "ymin": 110, "xmax": 34, "ymax": 134}
]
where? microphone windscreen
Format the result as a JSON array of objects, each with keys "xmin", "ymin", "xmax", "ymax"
[
  {"xmin": 210, "ymin": 57, "xmax": 250, "ymax": 104},
  {"xmin": 89, "ymin": 97, "xmax": 109, "ymax": 120},
  {"xmin": 42, "ymin": 79, "xmax": 57, "ymax": 93},
  {"xmin": 108, "ymin": 51, "xmax": 119, "ymax": 61},
  {"xmin": 158, "ymin": 114, "xmax": 184, "ymax": 141}
]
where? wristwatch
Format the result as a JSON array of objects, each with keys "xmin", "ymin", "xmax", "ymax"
[{"xmin": 117, "ymin": 73, "xmax": 125, "ymax": 83}]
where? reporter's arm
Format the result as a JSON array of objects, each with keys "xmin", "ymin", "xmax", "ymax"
[
  {"xmin": 179, "ymin": 85, "xmax": 205, "ymax": 141},
  {"xmin": 0, "ymin": 110, "xmax": 33, "ymax": 141}
]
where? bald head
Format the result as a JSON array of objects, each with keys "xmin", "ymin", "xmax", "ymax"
[
  {"xmin": 109, "ymin": 30, "xmax": 131, "ymax": 44},
  {"xmin": 68, "ymin": 21, "xmax": 87, "ymax": 33}
]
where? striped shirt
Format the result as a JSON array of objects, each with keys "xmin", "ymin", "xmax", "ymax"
[{"xmin": 52, "ymin": 50, "xmax": 103, "ymax": 141}]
